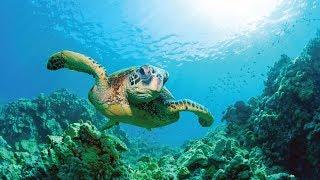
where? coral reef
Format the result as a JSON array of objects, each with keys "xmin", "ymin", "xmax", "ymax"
[
  {"xmin": 0, "ymin": 89, "xmax": 104, "ymax": 145},
  {"xmin": 0, "ymin": 89, "xmax": 131, "ymax": 179},
  {"xmin": 223, "ymin": 34, "xmax": 320, "ymax": 178},
  {"xmin": 0, "ymin": 89, "xmax": 129, "ymax": 148},
  {"xmin": 2, "ymin": 33, "xmax": 320, "ymax": 179},
  {"xmin": 0, "ymin": 122, "xmax": 129, "ymax": 179},
  {"xmin": 40, "ymin": 122, "xmax": 129, "ymax": 179},
  {"xmin": 0, "ymin": 89, "xmax": 293, "ymax": 179},
  {"xmin": 124, "ymin": 139, "xmax": 179, "ymax": 165},
  {"xmin": 129, "ymin": 128, "xmax": 294, "ymax": 180}
]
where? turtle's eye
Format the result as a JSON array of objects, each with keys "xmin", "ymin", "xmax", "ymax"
[{"xmin": 139, "ymin": 67, "xmax": 145, "ymax": 75}]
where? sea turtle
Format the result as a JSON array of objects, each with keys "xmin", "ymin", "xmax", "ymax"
[{"xmin": 47, "ymin": 50, "xmax": 214, "ymax": 130}]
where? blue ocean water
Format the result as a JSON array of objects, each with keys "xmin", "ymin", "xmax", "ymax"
[{"xmin": 1, "ymin": 0, "xmax": 320, "ymax": 146}]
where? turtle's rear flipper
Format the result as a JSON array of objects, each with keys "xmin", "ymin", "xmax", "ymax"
[
  {"xmin": 47, "ymin": 50, "xmax": 108, "ymax": 85},
  {"xmin": 100, "ymin": 120, "xmax": 119, "ymax": 131},
  {"xmin": 166, "ymin": 99, "xmax": 214, "ymax": 127}
]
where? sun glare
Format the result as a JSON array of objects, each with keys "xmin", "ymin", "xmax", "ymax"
[
  {"xmin": 191, "ymin": 0, "xmax": 281, "ymax": 20},
  {"xmin": 125, "ymin": 0, "xmax": 285, "ymax": 42},
  {"xmin": 185, "ymin": 0, "xmax": 283, "ymax": 34}
]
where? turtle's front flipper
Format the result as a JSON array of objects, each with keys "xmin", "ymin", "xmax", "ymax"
[
  {"xmin": 166, "ymin": 99, "xmax": 214, "ymax": 127},
  {"xmin": 47, "ymin": 50, "xmax": 108, "ymax": 86}
]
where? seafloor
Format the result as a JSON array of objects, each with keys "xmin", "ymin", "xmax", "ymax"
[{"xmin": 1, "ymin": 33, "xmax": 320, "ymax": 179}]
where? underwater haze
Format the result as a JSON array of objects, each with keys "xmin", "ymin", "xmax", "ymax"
[{"xmin": 1, "ymin": 0, "xmax": 320, "ymax": 179}]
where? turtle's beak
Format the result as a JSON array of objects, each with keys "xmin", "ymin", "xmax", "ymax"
[{"xmin": 149, "ymin": 76, "xmax": 163, "ymax": 92}]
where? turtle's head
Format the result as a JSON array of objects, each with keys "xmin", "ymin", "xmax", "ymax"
[{"xmin": 127, "ymin": 65, "xmax": 169, "ymax": 102}]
